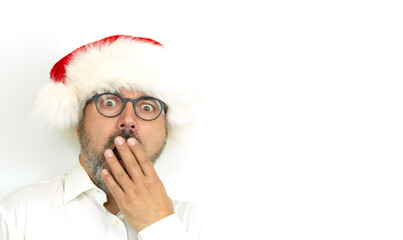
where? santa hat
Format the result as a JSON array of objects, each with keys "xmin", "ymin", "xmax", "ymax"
[{"xmin": 33, "ymin": 35, "xmax": 197, "ymax": 140}]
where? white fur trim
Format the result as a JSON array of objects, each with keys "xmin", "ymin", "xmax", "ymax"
[
  {"xmin": 33, "ymin": 82, "xmax": 79, "ymax": 129},
  {"xmin": 35, "ymin": 37, "xmax": 198, "ymax": 140}
]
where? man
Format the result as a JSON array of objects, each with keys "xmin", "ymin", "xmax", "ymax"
[{"xmin": 0, "ymin": 35, "xmax": 210, "ymax": 239}]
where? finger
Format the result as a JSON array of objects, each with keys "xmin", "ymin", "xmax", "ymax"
[
  {"xmin": 127, "ymin": 137, "xmax": 158, "ymax": 177},
  {"xmin": 101, "ymin": 169, "xmax": 125, "ymax": 200},
  {"xmin": 104, "ymin": 148, "xmax": 134, "ymax": 191},
  {"xmin": 114, "ymin": 136, "xmax": 144, "ymax": 180}
]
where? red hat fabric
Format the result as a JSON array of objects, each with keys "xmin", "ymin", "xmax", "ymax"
[{"xmin": 50, "ymin": 35, "xmax": 163, "ymax": 83}]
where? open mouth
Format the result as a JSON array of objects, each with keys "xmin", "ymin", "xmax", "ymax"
[{"xmin": 112, "ymin": 147, "xmax": 126, "ymax": 169}]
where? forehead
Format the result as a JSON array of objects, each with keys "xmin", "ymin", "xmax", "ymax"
[{"xmin": 114, "ymin": 88, "xmax": 147, "ymax": 98}]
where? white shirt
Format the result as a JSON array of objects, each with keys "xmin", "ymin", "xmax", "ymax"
[{"xmin": 0, "ymin": 164, "xmax": 212, "ymax": 240}]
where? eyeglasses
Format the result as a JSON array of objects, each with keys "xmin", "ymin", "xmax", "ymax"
[{"xmin": 88, "ymin": 93, "xmax": 167, "ymax": 121}]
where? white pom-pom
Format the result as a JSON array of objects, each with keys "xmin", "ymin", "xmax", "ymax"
[{"xmin": 33, "ymin": 82, "xmax": 79, "ymax": 129}]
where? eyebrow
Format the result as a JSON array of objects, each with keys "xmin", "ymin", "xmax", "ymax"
[
  {"xmin": 113, "ymin": 91, "xmax": 123, "ymax": 97},
  {"xmin": 114, "ymin": 91, "xmax": 151, "ymax": 99}
]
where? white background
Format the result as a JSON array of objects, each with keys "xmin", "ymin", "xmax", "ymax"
[{"xmin": 0, "ymin": 0, "xmax": 402, "ymax": 239}]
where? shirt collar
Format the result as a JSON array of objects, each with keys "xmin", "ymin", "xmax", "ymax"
[{"xmin": 63, "ymin": 163, "xmax": 103, "ymax": 205}]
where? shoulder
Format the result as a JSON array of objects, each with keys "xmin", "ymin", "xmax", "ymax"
[
  {"xmin": 0, "ymin": 175, "xmax": 66, "ymax": 236},
  {"xmin": 0, "ymin": 175, "xmax": 66, "ymax": 212}
]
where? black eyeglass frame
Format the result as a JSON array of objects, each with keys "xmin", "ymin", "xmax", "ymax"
[{"xmin": 87, "ymin": 92, "xmax": 167, "ymax": 121}]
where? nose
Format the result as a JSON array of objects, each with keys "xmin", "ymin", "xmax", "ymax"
[{"xmin": 117, "ymin": 101, "xmax": 137, "ymax": 130}]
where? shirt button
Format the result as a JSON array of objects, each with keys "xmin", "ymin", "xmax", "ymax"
[{"xmin": 113, "ymin": 218, "xmax": 120, "ymax": 226}]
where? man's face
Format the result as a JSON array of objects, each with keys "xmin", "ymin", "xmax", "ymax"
[{"xmin": 78, "ymin": 89, "xmax": 167, "ymax": 193}]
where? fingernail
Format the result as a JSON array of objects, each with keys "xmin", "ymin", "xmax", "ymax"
[
  {"xmin": 127, "ymin": 138, "xmax": 135, "ymax": 146},
  {"xmin": 105, "ymin": 149, "xmax": 114, "ymax": 158},
  {"xmin": 101, "ymin": 169, "xmax": 109, "ymax": 175},
  {"xmin": 115, "ymin": 137, "xmax": 124, "ymax": 145}
]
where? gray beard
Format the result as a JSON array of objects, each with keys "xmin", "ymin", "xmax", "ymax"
[{"xmin": 79, "ymin": 121, "xmax": 166, "ymax": 194}]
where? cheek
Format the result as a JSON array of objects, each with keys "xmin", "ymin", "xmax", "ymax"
[
  {"xmin": 139, "ymin": 121, "xmax": 167, "ymax": 145},
  {"xmin": 154, "ymin": 119, "xmax": 167, "ymax": 138},
  {"xmin": 83, "ymin": 117, "xmax": 115, "ymax": 150}
]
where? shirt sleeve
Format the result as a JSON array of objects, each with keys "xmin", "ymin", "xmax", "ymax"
[
  {"xmin": 0, "ymin": 205, "xmax": 17, "ymax": 240},
  {"xmin": 138, "ymin": 201, "xmax": 216, "ymax": 240},
  {"xmin": 138, "ymin": 214, "xmax": 189, "ymax": 240}
]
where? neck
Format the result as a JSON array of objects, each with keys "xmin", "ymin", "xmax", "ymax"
[
  {"xmin": 104, "ymin": 194, "xmax": 120, "ymax": 215},
  {"xmin": 78, "ymin": 154, "xmax": 121, "ymax": 215}
]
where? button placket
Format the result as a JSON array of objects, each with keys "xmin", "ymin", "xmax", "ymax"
[{"xmin": 113, "ymin": 218, "xmax": 120, "ymax": 226}]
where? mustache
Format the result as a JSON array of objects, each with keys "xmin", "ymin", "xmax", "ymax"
[{"xmin": 102, "ymin": 129, "xmax": 143, "ymax": 151}]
